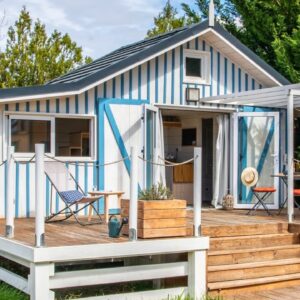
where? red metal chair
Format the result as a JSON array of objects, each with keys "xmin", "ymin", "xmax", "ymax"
[{"xmin": 247, "ymin": 187, "xmax": 276, "ymax": 216}]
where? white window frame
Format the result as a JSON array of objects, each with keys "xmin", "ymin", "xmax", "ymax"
[
  {"xmin": 3, "ymin": 112, "xmax": 96, "ymax": 161},
  {"xmin": 183, "ymin": 49, "xmax": 211, "ymax": 85}
]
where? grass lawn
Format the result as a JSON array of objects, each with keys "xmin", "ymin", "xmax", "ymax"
[{"xmin": 0, "ymin": 282, "xmax": 28, "ymax": 300}]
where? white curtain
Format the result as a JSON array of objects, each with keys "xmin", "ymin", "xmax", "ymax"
[
  {"xmin": 212, "ymin": 115, "xmax": 229, "ymax": 207},
  {"xmin": 154, "ymin": 111, "xmax": 166, "ymax": 186}
]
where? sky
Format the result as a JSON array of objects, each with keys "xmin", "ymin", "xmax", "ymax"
[{"xmin": 0, "ymin": 0, "xmax": 188, "ymax": 59}]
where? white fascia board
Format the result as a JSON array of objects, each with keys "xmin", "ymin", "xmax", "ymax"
[{"xmin": 156, "ymin": 103, "xmax": 237, "ymax": 113}]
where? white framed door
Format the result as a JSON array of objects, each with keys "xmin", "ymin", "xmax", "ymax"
[
  {"xmin": 143, "ymin": 104, "xmax": 159, "ymax": 189},
  {"xmin": 233, "ymin": 111, "xmax": 280, "ymax": 209}
]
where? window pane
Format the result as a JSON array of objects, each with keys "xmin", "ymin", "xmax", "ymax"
[
  {"xmin": 56, "ymin": 118, "xmax": 90, "ymax": 157},
  {"xmin": 186, "ymin": 57, "xmax": 201, "ymax": 77},
  {"xmin": 11, "ymin": 119, "xmax": 51, "ymax": 153}
]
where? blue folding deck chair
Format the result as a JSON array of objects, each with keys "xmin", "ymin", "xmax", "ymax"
[{"xmin": 44, "ymin": 161, "xmax": 102, "ymax": 226}]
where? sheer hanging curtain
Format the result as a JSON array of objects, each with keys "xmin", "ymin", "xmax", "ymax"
[
  {"xmin": 154, "ymin": 110, "xmax": 166, "ymax": 186},
  {"xmin": 212, "ymin": 115, "xmax": 229, "ymax": 207}
]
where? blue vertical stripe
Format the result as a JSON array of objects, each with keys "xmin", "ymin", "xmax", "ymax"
[
  {"xmin": 56, "ymin": 98, "xmax": 60, "ymax": 113},
  {"xmin": 15, "ymin": 103, "xmax": 19, "ymax": 111},
  {"xmin": 26, "ymin": 163, "xmax": 30, "ymax": 217},
  {"xmin": 103, "ymin": 82, "xmax": 107, "ymax": 98},
  {"xmin": 66, "ymin": 97, "xmax": 70, "ymax": 113},
  {"xmin": 112, "ymin": 78, "xmax": 116, "ymax": 98},
  {"xmin": 180, "ymin": 46, "xmax": 184, "ymax": 104},
  {"xmin": 210, "ymin": 46, "xmax": 213, "ymax": 96},
  {"xmin": 252, "ymin": 79, "xmax": 255, "ymax": 90},
  {"xmin": 187, "ymin": 41, "xmax": 190, "ymax": 49},
  {"xmin": 55, "ymin": 193, "xmax": 59, "ymax": 213},
  {"xmin": 121, "ymin": 73, "xmax": 125, "ymax": 98},
  {"xmin": 155, "ymin": 57, "xmax": 159, "ymax": 103},
  {"xmin": 26, "ymin": 102, "xmax": 30, "ymax": 112},
  {"xmin": 259, "ymin": 84, "xmax": 263, "ymax": 89},
  {"xmin": 202, "ymin": 41, "xmax": 206, "ymax": 98},
  {"xmin": 238, "ymin": 68, "xmax": 242, "ymax": 92},
  {"xmin": 224, "ymin": 58, "xmax": 228, "ymax": 95},
  {"xmin": 138, "ymin": 65, "xmax": 142, "ymax": 100},
  {"xmin": 4, "ymin": 104, "xmax": 8, "ymax": 111},
  {"xmin": 46, "ymin": 100, "xmax": 50, "ymax": 113},
  {"xmin": 245, "ymin": 74, "xmax": 248, "ymax": 91},
  {"xmin": 217, "ymin": 52, "xmax": 220, "ymax": 96},
  {"xmin": 84, "ymin": 162, "xmax": 88, "ymax": 214},
  {"xmin": 75, "ymin": 95, "xmax": 79, "ymax": 113},
  {"xmin": 15, "ymin": 162, "xmax": 19, "ymax": 217},
  {"xmin": 129, "ymin": 70, "xmax": 133, "ymax": 99},
  {"xmin": 163, "ymin": 53, "xmax": 167, "ymax": 104},
  {"xmin": 46, "ymin": 177, "xmax": 50, "ymax": 216},
  {"xmin": 195, "ymin": 38, "xmax": 199, "ymax": 50},
  {"xmin": 93, "ymin": 161, "xmax": 97, "ymax": 189},
  {"xmin": 94, "ymin": 87, "xmax": 98, "ymax": 115},
  {"xmin": 232, "ymin": 63, "xmax": 235, "ymax": 93},
  {"xmin": 36, "ymin": 101, "xmax": 40, "ymax": 112},
  {"xmin": 202, "ymin": 41, "xmax": 206, "ymax": 51},
  {"xmin": 75, "ymin": 163, "xmax": 79, "ymax": 211},
  {"xmin": 98, "ymin": 100, "xmax": 105, "ymax": 193},
  {"xmin": 171, "ymin": 49, "xmax": 175, "ymax": 104},
  {"xmin": 147, "ymin": 61, "xmax": 151, "ymax": 101},
  {"xmin": 85, "ymin": 91, "xmax": 89, "ymax": 114}
]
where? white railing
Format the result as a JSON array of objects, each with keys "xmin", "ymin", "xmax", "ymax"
[{"xmin": 0, "ymin": 236, "xmax": 209, "ymax": 300}]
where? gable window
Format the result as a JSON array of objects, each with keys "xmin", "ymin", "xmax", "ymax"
[
  {"xmin": 7, "ymin": 114, "xmax": 94, "ymax": 159},
  {"xmin": 184, "ymin": 49, "xmax": 210, "ymax": 85}
]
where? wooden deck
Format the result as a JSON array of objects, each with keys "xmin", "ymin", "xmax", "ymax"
[{"xmin": 0, "ymin": 208, "xmax": 298, "ymax": 247}]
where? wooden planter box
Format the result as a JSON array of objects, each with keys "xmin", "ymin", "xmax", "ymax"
[{"xmin": 121, "ymin": 199, "xmax": 187, "ymax": 239}]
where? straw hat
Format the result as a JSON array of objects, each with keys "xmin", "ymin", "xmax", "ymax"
[{"xmin": 241, "ymin": 167, "xmax": 259, "ymax": 187}]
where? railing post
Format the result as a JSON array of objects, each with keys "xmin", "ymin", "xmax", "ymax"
[
  {"xmin": 35, "ymin": 144, "xmax": 45, "ymax": 247},
  {"xmin": 129, "ymin": 146, "xmax": 138, "ymax": 241},
  {"xmin": 188, "ymin": 250, "xmax": 207, "ymax": 299},
  {"xmin": 5, "ymin": 146, "xmax": 15, "ymax": 238},
  {"xmin": 193, "ymin": 147, "xmax": 202, "ymax": 236}
]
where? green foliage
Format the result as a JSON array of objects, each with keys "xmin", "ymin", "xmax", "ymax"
[
  {"xmin": 0, "ymin": 282, "xmax": 28, "ymax": 300},
  {"xmin": 147, "ymin": 1, "xmax": 185, "ymax": 38},
  {"xmin": 0, "ymin": 7, "xmax": 92, "ymax": 88},
  {"xmin": 139, "ymin": 183, "xmax": 173, "ymax": 200},
  {"xmin": 165, "ymin": 293, "xmax": 223, "ymax": 300}
]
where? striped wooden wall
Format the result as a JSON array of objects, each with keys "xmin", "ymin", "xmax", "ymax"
[{"xmin": 0, "ymin": 34, "xmax": 267, "ymax": 218}]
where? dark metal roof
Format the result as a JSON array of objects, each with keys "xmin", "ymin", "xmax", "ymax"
[{"xmin": 0, "ymin": 20, "xmax": 290, "ymax": 100}]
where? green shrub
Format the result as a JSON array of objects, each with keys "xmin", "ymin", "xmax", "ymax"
[
  {"xmin": 0, "ymin": 282, "xmax": 28, "ymax": 300},
  {"xmin": 139, "ymin": 183, "xmax": 173, "ymax": 200}
]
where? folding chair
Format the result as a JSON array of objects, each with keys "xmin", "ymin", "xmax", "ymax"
[
  {"xmin": 44, "ymin": 161, "xmax": 103, "ymax": 226},
  {"xmin": 241, "ymin": 167, "xmax": 276, "ymax": 216}
]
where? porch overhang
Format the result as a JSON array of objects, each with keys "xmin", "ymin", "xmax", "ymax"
[{"xmin": 203, "ymin": 84, "xmax": 300, "ymax": 223}]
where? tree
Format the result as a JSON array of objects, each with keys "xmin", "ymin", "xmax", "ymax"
[
  {"xmin": 147, "ymin": 1, "xmax": 185, "ymax": 38},
  {"xmin": 0, "ymin": 7, "xmax": 92, "ymax": 88}
]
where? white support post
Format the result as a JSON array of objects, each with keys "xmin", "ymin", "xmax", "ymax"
[
  {"xmin": 5, "ymin": 146, "xmax": 15, "ymax": 238},
  {"xmin": 287, "ymin": 92, "xmax": 294, "ymax": 223},
  {"xmin": 129, "ymin": 146, "xmax": 138, "ymax": 241},
  {"xmin": 193, "ymin": 147, "xmax": 202, "ymax": 236},
  {"xmin": 29, "ymin": 263, "xmax": 54, "ymax": 300},
  {"xmin": 35, "ymin": 144, "xmax": 45, "ymax": 247},
  {"xmin": 188, "ymin": 250, "xmax": 207, "ymax": 299}
]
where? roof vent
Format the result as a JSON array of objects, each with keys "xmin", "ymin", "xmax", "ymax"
[{"xmin": 209, "ymin": 0, "xmax": 215, "ymax": 27}]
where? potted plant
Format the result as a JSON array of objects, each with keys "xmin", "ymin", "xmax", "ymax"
[{"xmin": 121, "ymin": 183, "xmax": 187, "ymax": 239}]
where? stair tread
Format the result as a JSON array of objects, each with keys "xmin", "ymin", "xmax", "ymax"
[
  {"xmin": 208, "ymin": 257, "xmax": 300, "ymax": 272},
  {"xmin": 208, "ymin": 272, "xmax": 300, "ymax": 290},
  {"xmin": 208, "ymin": 244, "xmax": 300, "ymax": 256},
  {"xmin": 211, "ymin": 233, "xmax": 298, "ymax": 241}
]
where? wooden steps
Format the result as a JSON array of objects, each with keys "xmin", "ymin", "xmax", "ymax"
[{"xmin": 207, "ymin": 222, "xmax": 300, "ymax": 296}]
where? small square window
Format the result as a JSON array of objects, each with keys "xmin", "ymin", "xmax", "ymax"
[
  {"xmin": 182, "ymin": 128, "xmax": 197, "ymax": 146},
  {"xmin": 186, "ymin": 57, "xmax": 201, "ymax": 78}
]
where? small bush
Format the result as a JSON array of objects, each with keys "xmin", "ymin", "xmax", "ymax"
[
  {"xmin": 0, "ymin": 282, "xmax": 28, "ymax": 300},
  {"xmin": 139, "ymin": 183, "xmax": 173, "ymax": 200}
]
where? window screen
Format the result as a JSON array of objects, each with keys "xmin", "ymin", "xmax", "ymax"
[
  {"xmin": 186, "ymin": 57, "xmax": 201, "ymax": 77},
  {"xmin": 11, "ymin": 119, "xmax": 51, "ymax": 153},
  {"xmin": 56, "ymin": 118, "xmax": 90, "ymax": 157}
]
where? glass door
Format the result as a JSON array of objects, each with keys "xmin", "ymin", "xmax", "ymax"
[
  {"xmin": 143, "ymin": 105, "xmax": 158, "ymax": 189},
  {"xmin": 233, "ymin": 112, "xmax": 280, "ymax": 209}
]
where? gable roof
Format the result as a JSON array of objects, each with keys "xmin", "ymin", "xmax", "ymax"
[{"xmin": 0, "ymin": 20, "xmax": 290, "ymax": 101}]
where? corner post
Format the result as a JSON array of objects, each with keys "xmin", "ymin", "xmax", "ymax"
[
  {"xmin": 35, "ymin": 144, "xmax": 45, "ymax": 247},
  {"xmin": 129, "ymin": 146, "xmax": 138, "ymax": 241},
  {"xmin": 29, "ymin": 263, "xmax": 54, "ymax": 300},
  {"xmin": 5, "ymin": 146, "xmax": 15, "ymax": 238},
  {"xmin": 193, "ymin": 147, "xmax": 202, "ymax": 236},
  {"xmin": 188, "ymin": 250, "xmax": 207, "ymax": 298},
  {"xmin": 287, "ymin": 91, "xmax": 294, "ymax": 222}
]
